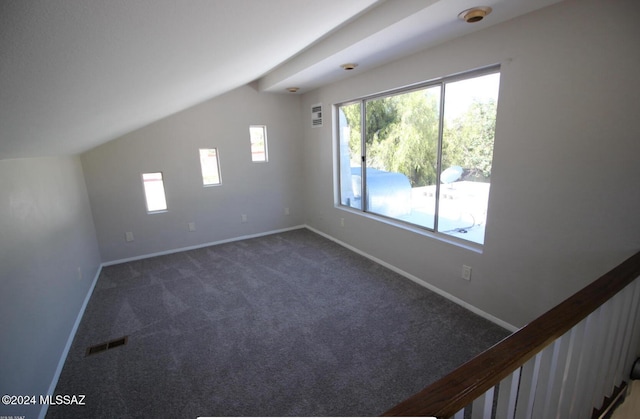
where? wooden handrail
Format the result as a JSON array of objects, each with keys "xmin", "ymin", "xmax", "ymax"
[{"xmin": 383, "ymin": 250, "xmax": 640, "ymax": 417}]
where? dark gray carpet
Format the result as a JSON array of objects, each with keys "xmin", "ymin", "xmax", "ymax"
[{"xmin": 47, "ymin": 228, "xmax": 509, "ymax": 418}]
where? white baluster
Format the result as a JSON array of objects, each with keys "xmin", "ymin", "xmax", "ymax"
[
  {"xmin": 496, "ymin": 368, "xmax": 521, "ymax": 419},
  {"xmin": 555, "ymin": 320, "xmax": 586, "ymax": 418}
]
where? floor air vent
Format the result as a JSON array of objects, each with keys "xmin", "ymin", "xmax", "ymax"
[{"xmin": 86, "ymin": 336, "xmax": 128, "ymax": 357}]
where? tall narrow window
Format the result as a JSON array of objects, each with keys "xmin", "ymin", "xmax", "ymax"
[
  {"xmin": 142, "ymin": 172, "xmax": 167, "ymax": 212},
  {"xmin": 337, "ymin": 67, "xmax": 500, "ymax": 245},
  {"xmin": 199, "ymin": 148, "xmax": 222, "ymax": 186},
  {"xmin": 249, "ymin": 125, "xmax": 268, "ymax": 162}
]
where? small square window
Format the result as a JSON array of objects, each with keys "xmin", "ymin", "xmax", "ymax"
[
  {"xmin": 199, "ymin": 148, "xmax": 222, "ymax": 186},
  {"xmin": 142, "ymin": 172, "xmax": 167, "ymax": 212},
  {"xmin": 249, "ymin": 125, "xmax": 268, "ymax": 162}
]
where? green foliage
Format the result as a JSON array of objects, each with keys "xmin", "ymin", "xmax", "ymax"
[
  {"xmin": 341, "ymin": 84, "xmax": 497, "ymax": 187},
  {"xmin": 341, "ymin": 103, "xmax": 362, "ymax": 166},
  {"xmin": 368, "ymin": 89, "xmax": 440, "ymax": 186},
  {"xmin": 365, "ymin": 97, "xmax": 399, "ymax": 145},
  {"xmin": 443, "ymin": 99, "xmax": 497, "ymax": 181}
]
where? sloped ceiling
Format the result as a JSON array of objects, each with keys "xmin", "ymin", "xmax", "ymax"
[{"xmin": 0, "ymin": 0, "xmax": 561, "ymax": 160}]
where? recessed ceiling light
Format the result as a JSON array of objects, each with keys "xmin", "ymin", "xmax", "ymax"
[
  {"xmin": 341, "ymin": 63, "xmax": 358, "ymax": 71},
  {"xmin": 458, "ymin": 6, "xmax": 492, "ymax": 23},
  {"xmin": 287, "ymin": 87, "xmax": 299, "ymax": 93}
]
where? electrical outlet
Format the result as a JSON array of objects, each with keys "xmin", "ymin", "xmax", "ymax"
[
  {"xmin": 188, "ymin": 222, "xmax": 195, "ymax": 232},
  {"xmin": 241, "ymin": 214, "xmax": 248, "ymax": 223},
  {"xmin": 125, "ymin": 232, "xmax": 134, "ymax": 242},
  {"xmin": 284, "ymin": 207, "xmax": 290, "ymax": 215},
  {"xmin": 462, "ymin": 265, "xmax": 472, "ymax": 281},
  {"xmin": 340, "ymin": 218, "xmax": 345, "ymax": 227}
]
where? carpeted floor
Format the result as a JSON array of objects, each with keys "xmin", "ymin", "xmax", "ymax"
[{"xmin": 47, "ymin": 228, "xmax": 510, "ymax": 418}]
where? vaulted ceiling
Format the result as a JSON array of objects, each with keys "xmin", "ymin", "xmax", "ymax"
[{"xmin": 0, "ymin": 0, "xmax": 561, "ymax": 160}]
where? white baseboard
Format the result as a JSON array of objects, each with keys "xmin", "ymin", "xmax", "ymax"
[
  {"xmin": 105, "ymin": 222, "xmax": 517, "ymax": 331},
  {"xmin": 305, "ymin": 225, "xmax": 518, "ymax": 333},
  {"xmin": 39, "ymin": 264, "xmax": 103, "ymax": 419},
  {"xmin": 103, "ymin": 225, "xmax": 307, "ymax": 266},
  {"xmin": 41, "ymin": 225, "xmax": 309, "ymax": 418},
  {"xmin": 43, "ymin": 222, "xmax": 515, "ymax": 419}
]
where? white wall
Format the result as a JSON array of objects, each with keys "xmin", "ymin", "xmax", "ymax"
[
  {"xmin": 83, "ymin": 85, "xmax": 304, "ymax": 262},
  {"xmin": 3, "ymin": 2, "xmax": 637, "ymax": 415},
  {"xmin": 301, "ymin": 0, "xmax": 640, "ymax": 327},
  {"xmin": 0, "ymin": 156, "xmax": 101, "ymax": 419}
]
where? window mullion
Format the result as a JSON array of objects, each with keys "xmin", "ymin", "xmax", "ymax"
[
  {"xmin": 360, "ymin": 100, "xmax": 367, "ymax": 212},
  {"xmin": 434, "ymin": 82, "xmax": 446, "ymax": 233}
]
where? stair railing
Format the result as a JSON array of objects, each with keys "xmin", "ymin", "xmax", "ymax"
[{"xmin": 383, "ymin": 250, "xmax": 640, "ymax": 418}]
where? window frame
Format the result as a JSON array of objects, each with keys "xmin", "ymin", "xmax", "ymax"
[
  {"xmin": 335, "ymin": 65, "xmax": 500, "ymax": 247},
  {"xmin": 141, "ymin": 171, "xmax": 168, "ymax": 213},
  {"xmin": 249, "ymin": 125, "xmax": 268, "ymax": 162},
  {"xmin": 198, "ymin": 148, "xmax": 223, "ymax": 187}
]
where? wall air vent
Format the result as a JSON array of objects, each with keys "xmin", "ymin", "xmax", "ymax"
[
  {"xmin": 311, "ymin": 104, "xmax": 322, "ymax": 128},
  {"xmin": 86, "ymin": 336, "xmax": 128, "ymax": 357}
]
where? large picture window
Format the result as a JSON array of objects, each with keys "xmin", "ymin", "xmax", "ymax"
[{"xmin": 337, "ymin": 67, "xmax": 500, "ymax": 245}]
